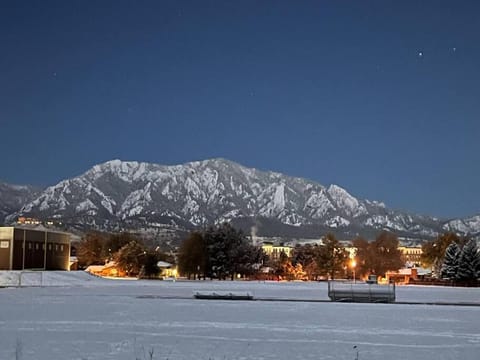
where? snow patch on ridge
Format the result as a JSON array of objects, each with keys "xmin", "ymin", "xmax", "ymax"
[
  {"xmin": 327, "ymin": 184, "xmax": 367, "ymax": 217},
  {"xmin": 325, "ymin": 216, "xmax": 350, "ymax": 228},
  {"xmin": 273, "ymin": 184, "xmax": 286, "ymax": 211},
  {"xmin": 443, "ymin": 215, "xmax": 480, "ymax": 234},
  {"xmin": 120, "ymin": 183, "xmax": 153, "ymax": 218},
  {"xmin": 304, "ymin": 190, "xmax": 335, "ymax": 218},
  {"xmin": 76, "ymin": 199, "xmax": 98, "ymax": 213}
]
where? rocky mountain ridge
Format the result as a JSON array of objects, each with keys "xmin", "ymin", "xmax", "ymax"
[
  {"xmin": 0, "ymin": 181, "xmax": 42, "ymax": 224},
  {"xmin": 2, "ymin": 159, "xmax": 479, "ymax": 241}
]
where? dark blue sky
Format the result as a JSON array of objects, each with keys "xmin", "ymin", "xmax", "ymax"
[{"xmin": 1, "ymin": 1, "xmax": 479, "ymax": 219}]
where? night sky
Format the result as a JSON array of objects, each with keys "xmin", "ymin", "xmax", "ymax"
[{"xmin": 1, "ymin": 1, "xmax": 479, "ymax": 219}]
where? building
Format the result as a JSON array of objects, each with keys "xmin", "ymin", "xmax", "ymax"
[
  {"xmin": 157, "ymin": 261, "xmax": 177, "ymax": 279},
  {"xmin": 16, "ymin": 217, "xmax": 41, "ymax": 225},
  {"xmin": 85, "ymin": 260, "xmax": 177, "ymax": 279},
  {"xmin": 385, "ymin": 267, "xmax": 431, "ymax": 284},
  {"xmin": 85, "ymin": 261, "xmax": 126, "ymax": 277},
  {"xmin": 261, "ymin": 242, "xmax": 293, "ymax": 260},
  {"xmin": 0, "ymin": 226, "xmax": 71, "ymax": 271},
  {"xmin": 398, "ymin": 246, "xmax": 423, "ymax": 266}
]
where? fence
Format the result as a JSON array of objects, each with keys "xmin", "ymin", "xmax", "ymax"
[{"xmin": 0, "ymin": 271, "xmax": 44, "ymax": 287}]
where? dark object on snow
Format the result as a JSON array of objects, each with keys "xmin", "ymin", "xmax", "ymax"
[
  {"xmin": 328, "ymin": 280, "xmax": 395, "ymax": 303},
  {"xmin": 193, "ymin": 291, "xmax": 254, "ymax": 300}
]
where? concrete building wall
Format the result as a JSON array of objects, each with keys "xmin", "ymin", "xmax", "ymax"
[
  {"xmin": 0, "ymin": 227, "xmax": 14, "ymax": 270},
  {"xmin": 0, "ymin": 227, "xmax": 70, "ymax": 271}
]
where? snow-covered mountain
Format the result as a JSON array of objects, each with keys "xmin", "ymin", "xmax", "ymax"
[
  {"xmin": 443, "ymin": 215, "xmax": 480, "ymax": 236},
  {"xmin": 3, "ymin": 159, "xmax": 480, "ymax": 240},
  {"xmin": 0, "ymin": 181, "xmax": 42, "ymax": 224}
]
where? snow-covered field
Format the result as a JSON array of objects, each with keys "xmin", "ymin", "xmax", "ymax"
[{"xmin": 0, "ymin": 272, "xmax": 479, "ymax": 360}]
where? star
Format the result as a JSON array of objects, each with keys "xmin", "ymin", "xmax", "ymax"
[{"xmin": 417, "ymin": 51, "xmax": 423, "ymax": 58}]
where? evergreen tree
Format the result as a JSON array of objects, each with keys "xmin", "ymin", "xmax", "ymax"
[
  {"xmin": 421, "ymin": 232, "xmax": 463, "ymax": 277},
  {"xmin": 183, "ymin": 223, "xmax": 263, "ymax": 280},
  {"xmin": 315, "ymin": 233, "xmax": 348, "ymax": 280},
  {"xmin": 440, "ymin": 242, "xmax": 460, "ymax": 280},
  {"xmin": 477, "ymin": 243, "xmax": 480, "ymax": 279},
  {"xmin": 141, "ymin": 252, "xmax": 160, "ymax": 279},
  {"xmin": 177, "ymin": 232, "xmax": 207, "ymax": 279},
  {"xmin": 231, "ymin": 240, "xmax": 264, "ymax": 279},
  {"xmin": 204, "ymin": 223, "xmax": 233, "ymax": 279},
  {"xmin": 456, "ymin": 239, "xmax": 480, "ymax": 283}
]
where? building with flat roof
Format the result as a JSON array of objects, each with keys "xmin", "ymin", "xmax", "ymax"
[
  {"xmin": 261, "ymin": 242, "xmax": 293, "ymax": 260},
  {"xmin": 398, "ymin": 246, "xmax": 423, "ymax": 266},
  {"xmin": 0, "ymin": 226, "xmax": 71, "ymax": 271}
]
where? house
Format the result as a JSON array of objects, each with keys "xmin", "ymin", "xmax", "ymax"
[
  {"xmin": 157, "ymin": 261, "xmax": 177, "ymax": 279},
  {"xmin": 85, "ymin": 261, "xmax": 126, "ymax": 277},
  {"xmin": 385, "ymin": 267, "xmax": 430, "ymax": 284}
]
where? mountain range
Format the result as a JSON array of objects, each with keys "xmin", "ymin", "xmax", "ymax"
[
  {"xmin": 1, "ymin": 159, "xmax": 479, "ymax": 243},
  {"xmin": 0, "ymin": 182, "xmax": 41, "ymax": 223}
]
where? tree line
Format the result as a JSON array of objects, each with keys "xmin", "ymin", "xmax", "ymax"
[
  {"xmin": 286, "ymin": 231, "xmax": 403, "ymax": 280},
  {"xmin": 75, "ymin": 231, "xmax": 174, "ymax": 278},
  {"xmin": 421, "ymin": 232, "xmax": 479, "ymax": 284},
  {"xmin": 177, "ymin": 225, "xmax": 405, "ymax": 281},
  {"xmin": 74, "ymin": 225, "xmax": 479, "ymax": 284},
  {"xmin": 177, "ymin": 223, "xmax": 264, "ymax": 280}
]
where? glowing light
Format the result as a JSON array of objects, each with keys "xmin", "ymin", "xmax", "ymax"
[{"xmin": 351, "ymin": 259, "xmax": 357, "ymax": 283}]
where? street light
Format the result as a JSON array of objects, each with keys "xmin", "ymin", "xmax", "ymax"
[{"xmin": 351, "ymin": 259, "xmax": 357, "ymax": 284}]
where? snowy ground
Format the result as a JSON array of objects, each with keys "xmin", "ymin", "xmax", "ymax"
[{"xmin": 0, "ymin": 272, "xmax": 479, "ymax": 360}]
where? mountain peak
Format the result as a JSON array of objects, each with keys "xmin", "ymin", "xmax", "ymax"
[
  {"xmin": 3, "ymin": 158, "xmax": 479, "ymax": 240},
  {"xmin": 327, "ymin": 184, "xmax": 367, "ymax": 217},
  {"xmin": 0, "ymin": 181, "xmax": 43, "ymax": 224}
]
